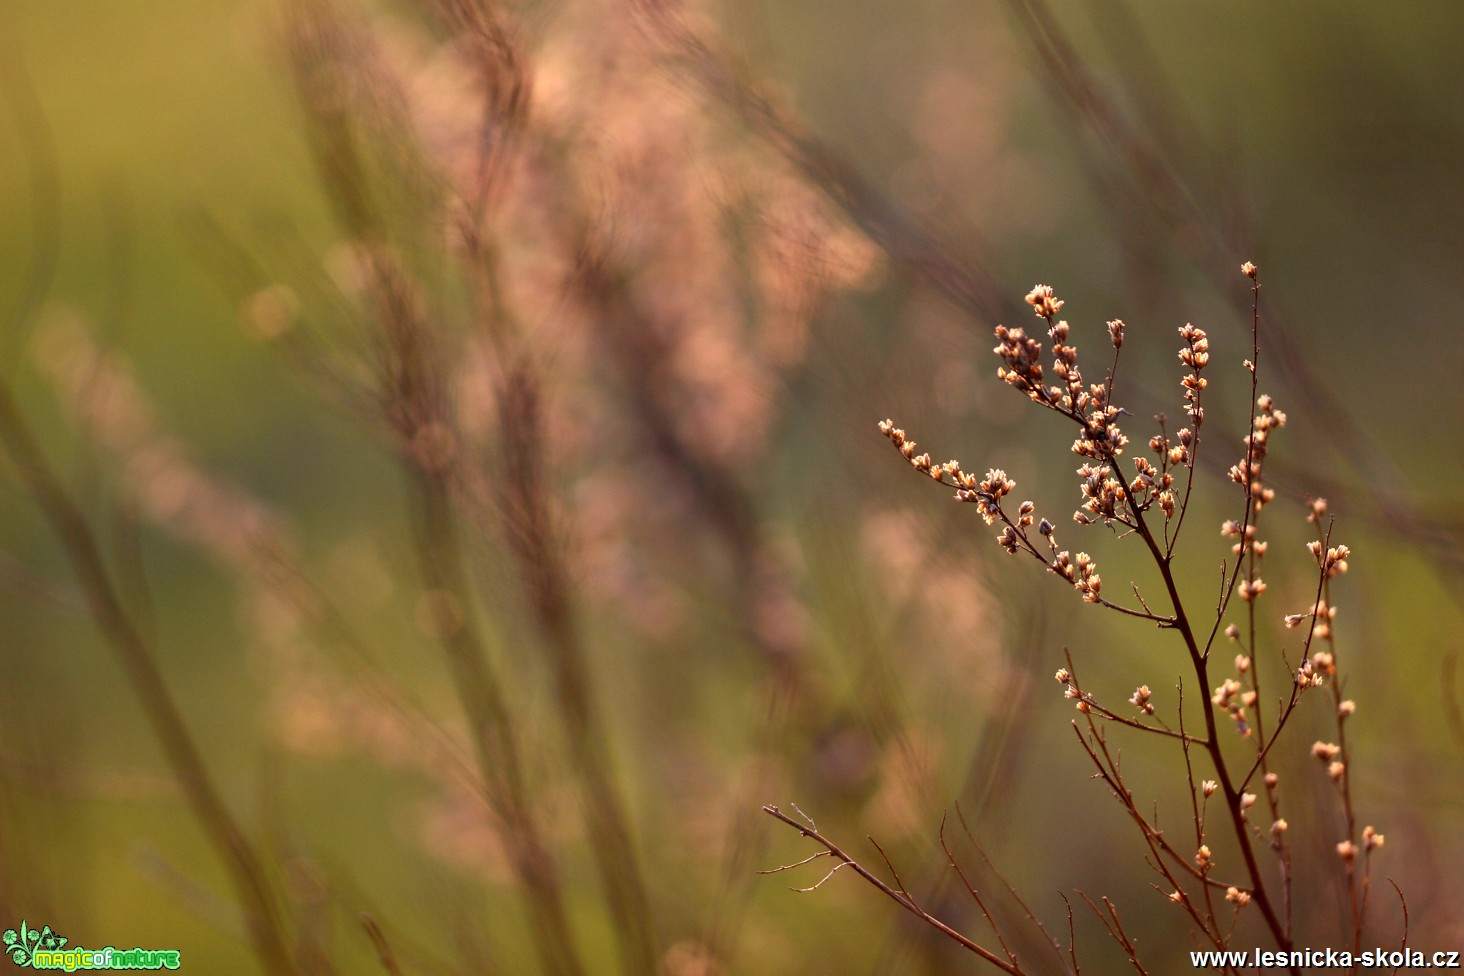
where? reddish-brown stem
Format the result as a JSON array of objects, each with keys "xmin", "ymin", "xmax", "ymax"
[{"xmin": 761, "ymin": 806, "xmax": 1027, "ymax": 975}]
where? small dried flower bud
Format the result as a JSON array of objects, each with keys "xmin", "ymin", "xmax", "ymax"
[
  {"xmin": 1038, "ymin": 518, "xmax": 1054, "ymax": 537},
  {"xmin": 982, "ymin": 468, "xmax": 1016, "ymax": 498},
  {"xmin": 1363, "ymin": 825, "xmax": 1385, "ymax": 850},
  {"xmin": 1239, "ymin": 792, "xmax": 1257, "ymax": 812},
  {"xmin": 1272, "ymin": 818, "xmax": 1289, "ymax": 834},
  {"xmin": 1235, "ymin": 654, "xmax": 1251, "ymax": 673},
  {"xmin": 1076, "ymin": 699, "xmax": 1091, "ymax": 713},
  {"xmin": 1284, "ymin": 613, "xmax": 1305, "ymax": 628},
  {"xmin": 1168, "ymin": 889, "xmax": 1185, "ymax": 904},
  {"xmin": 1018, "ymin": 500, "xmax": 1035, "ymax": 516},
  {"xmin": 1202, "ymin": 780, "xmax": 1218, "ymax": 798},
  {"xmin": 1214, "ymin": 678, "xmax": 1242, "ymax": 709},
  {"xmin": 1025, "ymin": 284, "xmax": 1064, "ymax": 319},
  {"xmin": 1225, "ymin": 886, "xmax": 1252, "ymax": 906},
  {"xmin": 1328, "ymin": 760, "xmax": 1346, "ymax": 781},
  {"xmin": 1264, "ymin": 772, "xmax": 1279, "ymax": 788},
  {"xmin": 1312, "ymin": 741, "xmax": 1341, "ymax": 761},
  {"xmin": 1241, "ymin": 261, "xmax": 1258, "ymax": 279},
  {"xmin": 1338, "ymin": 700, "xmax": 1356, "ymax": 719},
  {"xmin": 1225, "ymin": 624, "xmax": 1240, "ymax": 641},
  {"xmin": 1212, "ymin": 678, "xmax": 1240, "ymax": 708},
  {"xmin": 1195, "ymin": 845, "xmax": 1212, "ymax": 869},
  {"xmin": 1337, "ymin": 840, "xmax": 1357, "ymax": 862},
  {"xmin": 1107, "ymin": 319, "xmax": 1125, "ymax": 349},
  {"xmin": 1054, "ymin": 668, "xmax": 1071, "ymax": 684},
  {"xmin": 1237, "ymin": 579, "xmax": 1267, "ymax": 602},
  {"xmin": 1129, "ymin": 685, "xmax": 1154, "ymax": 714}
]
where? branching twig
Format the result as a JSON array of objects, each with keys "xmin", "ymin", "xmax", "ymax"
[{"xmin": 761, "ymin": 805, "xmax": 1027, "ymax": 975}]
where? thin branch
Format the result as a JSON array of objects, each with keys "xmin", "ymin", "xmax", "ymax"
[
  {"xmin": 359, "ymin": 914, "xmax": 406, "ymax": 976},
  {"xmin": 937, "ymin": 817, "xmax": 1021, "ymax": 971},
  {"xmin": 762, "ymin": 805, "xmax": 1026, "ymax": 975}
]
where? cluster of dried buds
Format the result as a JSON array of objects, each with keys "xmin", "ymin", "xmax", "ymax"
[
  {"xmin": 1228, "ymin": 393, "xmax": 1286, "ymax": 510},
  {"xmin": 882, "ymin": 282, "xmax": 1223, "ymax": 603},
  {"xmin": 880, "ymin": 276, "xmax": 1382, "ymax": 874},
  {"xmin": 1212, "ymin": 676, "xmax": 1257, "ymax": 737}
]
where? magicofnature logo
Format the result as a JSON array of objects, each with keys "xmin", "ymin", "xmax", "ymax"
[
  {"xmin": 3, "ymin": 922, "xmax": 64, "ymax": 967},
  {"xmin": 4, "ymin": 922, "xmax": 180, "ymax": 971}
]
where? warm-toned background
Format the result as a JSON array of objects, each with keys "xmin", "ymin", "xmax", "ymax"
[{"xmin": 3, "ymin": 1, "xmax": 1462, "ymax": 973}]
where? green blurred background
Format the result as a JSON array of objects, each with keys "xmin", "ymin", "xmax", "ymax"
[{"xmin": 3, "ymin": 0, "xmax": 1462, "ymax": 973}]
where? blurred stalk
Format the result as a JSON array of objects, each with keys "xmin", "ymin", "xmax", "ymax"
[
  {"xmin": 494, "ymin": 362, "xmax": 659, "ymax": 976},
  {"xmin": 406, "ymin": 458, "xmax": 586, "ymax": 976},
  {"xmin": 0, "ymin": 379, "xmax": 299, "ymax": 976},
  {"xmin": 436, "ymin": 0, "xmax": 663, "ymax": 961},
  {"xmin": 574, "ymin": 245, "xmax": 806, "ymax": 967},
  {"xmin": 284, "ymin": 1, "xmax": 589, "ymax": 968},
  {"xmin": 364, "ymin": 241, "xmax": 586, "ymax": 976}
]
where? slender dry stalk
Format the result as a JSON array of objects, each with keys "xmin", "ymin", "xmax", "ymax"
[
  {"xmin": 359, "ymin": 914, "xmax": 406, "ymax": 976},
  {"xmin": 761, "ymin": 805, "xmax": 1025, "ymax": 976},
  {"xmin": 494, "ymin": 362, "xmax": 659, "ymax": 976},
  {"xmin": 570, "ymin": 217, "xmax": 816, "ymax": 967},
  {"xmin": 420, "ymin": 10, "xmax": 664, "ymax": 954},
  {"xmin": 0, "ymin": 378, "xmax": 299, "ymax": 976},
  {"xmin": 390, "ymin": 293, "xmax": 587, "ymax": 976},
  {"xmin": 281, "ymin": 6, "xmax": 589, "ymax": 972},
  {"xmin": 402, "ymin": 1, "xmax": 664, "ymax": 968}
]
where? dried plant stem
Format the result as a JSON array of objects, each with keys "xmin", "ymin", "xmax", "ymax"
[
  {"xmin": 0, "ymin": 380, "xmax": 298, "ymax": 976},
  {"xmin": 454, "ymin": 103, "xmax": 659, "ymax": 964},
  {"xmin": 495, "ymin": 365, "xmax": 659, "ymax": 976},
  {"xmin": 939, "ymin": 840, "xmax": 1019, "ymax": 970},
  {"xmin": 572, "ymin": 248, "xmax": 809, "ymax": 964},
  {"xmin": 1076, "ymin": 893, "xmax": 1149, "ymax": 976},
  {"xmin": 359, "ymin": 914, "xmax": 406, "ymax": 976},
  {"xmin": 406, "ymin": 458, "xmax": 586, "ymax": 976},
  {"xmin": 760, "ymin": 806, "xmax": 1025, "ymax": 976},
  {"xmin": 1137, "ymin": 483, "xmax": 1294, "ymax": 957},
  {"xmin": 952, "ymin": 804, "xmax": 1072, "ymax": 973}
]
